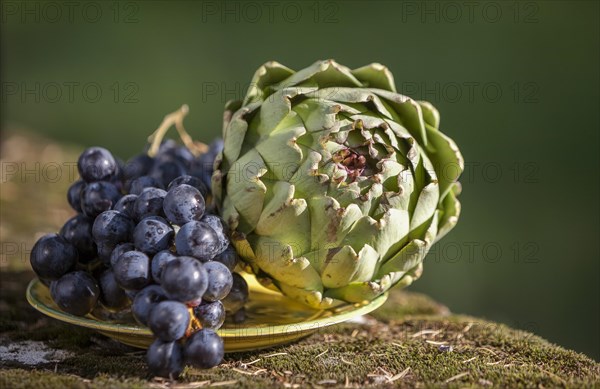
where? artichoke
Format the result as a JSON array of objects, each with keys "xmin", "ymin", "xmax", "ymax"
[{"xmin": 213, "ymin": 60, "xmax": 463, "ymax": 309}]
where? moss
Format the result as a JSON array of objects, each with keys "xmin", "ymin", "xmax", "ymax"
[
  {"xmin": 1, "ymin": 270, "xmax": 599, "ymax": 388},
  {"xmin": 0, "ymin": 133, "xmax": 598, "ymax": 387}
]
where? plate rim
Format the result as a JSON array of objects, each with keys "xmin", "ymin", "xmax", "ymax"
[{"xmin": 26, "ymin": 278, "xmax": 388, "ymax": 337}]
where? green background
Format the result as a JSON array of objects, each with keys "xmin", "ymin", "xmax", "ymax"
[{"xmin": 1, "ymin": 1, "xmax": 598, "ymax": 360}]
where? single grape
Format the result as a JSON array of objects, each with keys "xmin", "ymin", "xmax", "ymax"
[
  {"xmin": 81, "ymin": 181, "xmax": 121, "ymax": 217},
  {"xmin": 175, "ymin": 221, "xmax": 220, "ymax": 261},
  {"xmin": 212, "ymin": 244, "xmax": 238, "ymax": 272},
  {"xmin": 132, "ymin": 285, "xmax": 168, "ymax": 326},
  {"xmin": 133, "ymin": 187, "xmax": 167, "ymax": 220},
  {"xmin": 113, "ymin": 251, "xmax": 151, "ymax": 290},
  {"xmin": 60, "ymin": 214, "xmax": 97, "ymax": 262},
  {"xmin": 67, "ymin": 180, "xmax": 86, "ymax": 212},
  {"xmin": 161, "ymin": 257, "xmax": 208, "ymax": 304},
  {"xmin": 113, "ymin": 194, "xmax": 138, "ymax": 218},
  {"xmin": 147, "ymin": 301, "xmax": 190, "ymax": 341},
  {"xmin": 129, "ymin": 176, "xmax": 163, "ymax": 195},
  {"xmin": 222, "ymin": 273, "xmax": 249, "ymax": 313},
  {"xmin": 184, "ymin": 329, "xmax": 224, "ymax": 369},
  {"xmin": 50, "ymin": 271, "xmax": 99, "ymax": 316},
  {"xmin": 133, "ymin": 216, "xmax": 174, "ymax": 255},
  {"xmin": 30, "ymin": 233, "xmax": 78, "ymax": 281},
  {"xmin": 202, "ymin": 262, "xmax": 233, "ymax": 302},
  {"xmin": 163, "ymin": 184, "xmax": 205, "ymax": 225},
  {"xmin": 124, "ymin": 153, "xmax": 154, "ymax": 180},
  {"xmin": 201, "ymin": 215, "xmax": 229, "ymax": 255},
  {"xmin": 193, "ymin": 301, "xmax": 225, "ymax": 330},
  {"xmin": 146, "ymin": 339, "xmax": 184, "ymax": 379},
  {"xmin": 98, "ymin": 269, "xmax": 128, "ymax": 310},
  {"xmin": 77, "ymin": 147, "xmax": 118, "ymax": 182},
  {"xmin": 157, "ymin": 141, "xmax": 195, "ymax": 166},
  {"xmin": 110, "ymin": 242, "xmax": 135, "ymax": 267},
  {"xmin": 167, "ymin": 175, "xmax": 209, "ymax": 197},
  {"xmin": 97, "ymin": 242, "xmax": 116, "ymax": 265},
  {"xmin": 150, "ymin": 159, "xmax": 187, "ymax": 188},
  {"xmin": 151, "ymin": 250, "xmax": 177, "ymax": 284},
  {"xmin": 92, "ymin": 210, "xmax": 134, "ymax": 245}
]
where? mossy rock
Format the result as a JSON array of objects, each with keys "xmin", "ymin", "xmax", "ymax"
[
  {"xmin": 0, "ymin": 271, "xmax": 598, "ymax": 388},
  {"xmin": 1, "ymin": 132, "xmax": 598, "ymax": 387}
]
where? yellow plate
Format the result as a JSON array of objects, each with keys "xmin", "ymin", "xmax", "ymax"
[{"xmin": 26, "ymin": 275, "xmax": 387, "ymax": 353}]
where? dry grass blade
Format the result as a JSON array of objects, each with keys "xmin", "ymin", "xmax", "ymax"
[
  {"xmin": 411, "ymin": 329, "xmax": 442, "ymax": 338},
  {"xmin": 389, "ymin": 367, "xmax": 411, "ymax": 382},
  {"xmin": 444, "ymin": 372, "xmax": 469, "ymax": 383}
]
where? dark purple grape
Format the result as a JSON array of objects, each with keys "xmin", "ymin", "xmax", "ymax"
[
  {"xmin": 113, "ymin": 194, "xmax": 138, "ymax": 218},
  {"xmin": 113, "ymin": 251, "xmax": 151, "ymax": 290},
  {"xmin": 78, "ymin": 147, "xmax": 118, "ymax": 182},
  {"xmin": 202, "ymin": 262, "xmax": 233, "ymax": 302},
  {"xmin": 110, "ymin": 242, "xmax": 135, "ymax": 267},
  {"xmin": 129, "ymin": 176, "xmax": 163, "ymax": 195},
  {"xmin": 184, "ymin": 329, "xmax": 224, "ymax": 369},
  {"xmin": 60, "ymin": 214, "xmax": 97, "ymax": 262},
  {"xmin": 133, "ymin": 216, "xmax": 174, "ymax": 255},
  {"xmin": 167, "ymin": 175, "xmax": 209, "ymax": 197},
  {"xmin": 163, "ymin": 184, "xmax": 205, "ymax": 225},
  {"xmin": 92, "ymin": 210, "xmax": 134, "ymax": 245},
  {"xmin": 193, "ymin": 301, "xmax": 225, "ymax": 330},
  {"xmin": 201, "ymin": 215, "xmax": 229, "ymax": 255},
  {"xmin": 97, "ymin": 242, "xmax": 116, "ymax": 265},
  {"xmin": 175, "ymin": 221, "xmax": 220, "ymax": 260},
  {"xmin": 147, "ymin": 339, "xmax": 184, "ymax": 379},
  {"xmin": 81, "ymin": 181, "xmax": 122, "ymax": 217},
  {"xmin": 30, "ymin": 234, "xmax": 77, "ymax": 281},
  {"xmin": 213, "ymin": 244, "xmax": 238, "ymax": 272},
  {"xmin": 133, "ymin": 187, "xmax": 167, "ymax": 220},
  {"xmin": 157, "ymin": 141, "xmax": 195, "ymax": 168},
  {"xmin": 124, "ymin": 153, "xmax": 154, "ymax": 180},
  {"xmin": 132, "ymin": 285, "xmax": 168, "ymax": 326},
  {"xmin": 50, "ymin": 271, "xmax": 99, "ymax": 316},
  {"xmin": 147, "ymin": 301, "xmax": 190, "ymax": 341},
  {"xmin": 98, "ymin": 269, "xmax": 128, "ymax": 310},
  {"xmin": 222, "ymin": 273, "xmax": 248, "ymax": 313},
  {"xmin": 151, "ymin": 250, "xmax": 177, "ymax": 284},
  {"xmin": 67, "ymin": 180, "xmax": 86, "ymax": 212},
  {"xmin": 161, "ymin": 257, "xmax": 208, "ymax": 304},
  {"xmin": 150, "ymin": 159, "xmax": 187, "ymax": 188}
]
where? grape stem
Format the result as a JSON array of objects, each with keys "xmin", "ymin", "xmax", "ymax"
[
  {"xmin": 146, "ymin": 104, "xmax": 209, "ymax": 157},
  {"xmin": 185, "ymin": 306, "xmax": 203, "ymax": 338}
]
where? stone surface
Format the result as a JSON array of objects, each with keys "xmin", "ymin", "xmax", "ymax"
[
  {"xmin": 1, "ymin": 132, "xmax": 598, "ymax": 387},
  {"xmin": 1, "ymin": 270, "xmax": 599, "ymax": 388}
]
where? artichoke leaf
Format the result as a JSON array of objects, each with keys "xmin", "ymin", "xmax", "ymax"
[
  {"xmin": 275, "ymin": 281, "xmax": 334, "ymax": 309},
  {"xmin": 226, "ymin": 148, "xmax": 267, "ymax": 233},
  {"xmin": 251, "ymin": 236, "xmax": 321, "ymax": 291},
  {"xmin": 424, "ymin": 124, "xmax": 464, "ymax": 199},
  {"xmin": 377, "ymin": 239, "xmax": 428, "ymax": 278},
  {"xmin": 273, "ymin": 59, "xmax": 362, "ymax": 91},
  {"xmin": 351, "ymin": 63, "xmax": 396, "ymax": 92},
  {"xmin": 255, "ymin": 112, "xmax": 306, "ymax": 179},
  {"xmin": 321, "ymin": 244, "xmax": 378, "ymax": 288},
  {"xmin": 244, "ymin": 61, "xmax": 295, "ymax": 105}
]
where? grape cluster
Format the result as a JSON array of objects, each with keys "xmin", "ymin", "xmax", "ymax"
[{"xmin": 30, "ymin": 140, "xmax": 249, "ymax": 379}]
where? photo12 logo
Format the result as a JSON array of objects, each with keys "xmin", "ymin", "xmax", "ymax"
[
  {"xmin": 1, "ymin": 1, "xmax": 140, "ymax": 24},
  {"xmin": 1, "ymin": 81, "xmax": 140, "ymax": 104},
  {"xmin": 199, "ymin": 1, "xmax": 339, "ymax": 24},
  {"xmin": 399, "ymin": 1, "xmax": 540, "ymax": 24}
]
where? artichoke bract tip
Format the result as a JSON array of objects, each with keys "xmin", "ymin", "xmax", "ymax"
[{"xmin": 213, "ymin": 61, "xmax": 464, "ymax": 309}]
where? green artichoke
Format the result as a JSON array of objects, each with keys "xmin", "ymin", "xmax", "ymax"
[{"xmin": 212, "ymin": 60, "xmax": 463, "ymax": 309}]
